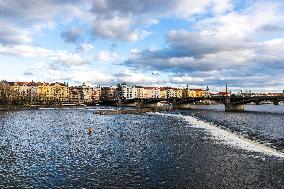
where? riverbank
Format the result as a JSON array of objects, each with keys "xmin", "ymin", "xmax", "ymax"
[{"xmin": 0, "ymin": 104, "xmax": 87, "ymax": 111}]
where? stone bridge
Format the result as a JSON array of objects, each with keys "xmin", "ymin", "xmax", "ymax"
[{"xmin": 102, "ymin": 95, "xmax": 284, "ymax": 112}]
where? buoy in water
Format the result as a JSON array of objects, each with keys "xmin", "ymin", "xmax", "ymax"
[{"xmin": 87, "ymin": 127, "xmax": 93, "ymax": 135}]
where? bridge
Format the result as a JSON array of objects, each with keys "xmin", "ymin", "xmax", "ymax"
[{"xmin": 102, "ymin": 95, "xmax": 284, "ymax": 112}]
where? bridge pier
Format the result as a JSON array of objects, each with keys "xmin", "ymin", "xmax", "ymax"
[
  {"xmin": 174, "ymin": 103, "xmax": 193, "ymax": 109},
  {"xmin": 255, "ymin": 101, "xmax": 261, "ymax": 105},
  {"xmin": 172, "ymin": 99, "xmax": 177, "ymax": 109},
  {"xmin": 274, "ymin": 101, "xmax": 280, "ymax": 105},
  {"xmin": 224, "ymin": 97, "xmax": 244, "ymax": 112},
  {"xmin": 143, "ymin": 103, "xmax": 158, "ymax": 108},
  {"xmin": 137, "ymin": 99, "xmax": 144, "ymax": 108},
  {"xmin": 225, "ymin": 104, "xmax": 244, "ymax": 112},
  {"xmin": 117, "ymin": 99, "xmax": 122, "ymax": 107}
]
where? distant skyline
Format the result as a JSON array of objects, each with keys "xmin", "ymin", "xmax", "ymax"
[{"xmin": 0, "ymin": 0, "xmax": 284, "ymax": 92}]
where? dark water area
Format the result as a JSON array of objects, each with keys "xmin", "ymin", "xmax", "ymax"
[{"xmin": 0, "ymin": 107, "xmax": 284, "ymax": 188}]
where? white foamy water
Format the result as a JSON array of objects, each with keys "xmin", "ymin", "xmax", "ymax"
[{"xmin": 148, "ymin": 112, "xmax": 284, "ymax": 158}]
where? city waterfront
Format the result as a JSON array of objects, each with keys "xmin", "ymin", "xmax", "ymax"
[{"xmin": 0, "ymin": 105, "xmax": 283, "ymax": 188}]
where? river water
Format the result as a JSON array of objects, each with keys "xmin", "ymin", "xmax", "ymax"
[{"xmin": 0, "ymin": 105, "xmax": 283, "ymax": 188}]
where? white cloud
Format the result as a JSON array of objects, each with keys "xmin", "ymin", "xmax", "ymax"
[
  {"xmin": 0, "ymin": 22, "xmax": 32, "ymax": 44},
  {"xmin": 91, "ymin": 15, "xmax": 150, "ymax": 41},
  {"xmin": 95, "ymin": 50, "xmax": 118, "ymax": 63},
  {"xmin": 51, "ymin": 52, "xmax": 87, "ymax": 66},
  {"xmin": 0, "ymin": 45, "xmax": 54, "ymax": 57},
  {"xmin": 123, "ymin": 1, "xmax": 284, "ymax": 90}
]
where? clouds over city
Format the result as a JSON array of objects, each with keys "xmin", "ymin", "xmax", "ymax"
[
  {"xmin": 123, "ymin": 1, "xmax": 284, "ymax": 90},
  {"xmin": 0, "ymin": 0, "xmax": 283, "ymax": 91}
]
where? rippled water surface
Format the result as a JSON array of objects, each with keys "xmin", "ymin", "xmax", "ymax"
[{"xmin": 0, "ymin": 106, "xmax": 284, "ymax": 188}]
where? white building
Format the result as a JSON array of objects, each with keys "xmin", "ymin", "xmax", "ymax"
[{"xmin": 120, "ymin": 83, "xmax": 137, "ymax": 99}]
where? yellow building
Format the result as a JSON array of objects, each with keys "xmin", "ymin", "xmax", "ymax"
[
  {"xmin": 195, "ymin": 89, "xmax": 203, "ymax": 97},
  {"xmin": 37, "ymin": 82, "xmax": 52, "ymax": 99},
  {"xmin": 182, "ymin": 88, "xmax": 194, "ymax": 98},
  {"xmin": 182, "ymin": 88, "xmax": 210, "ymax": 98},
  {"xmin": 173, "ymin": 88, "xmax": 183, "ymax": 98},
  {"xmin": 50, "ymin": 82, "xmax": 69, "ymax": 101},
  {"xmin": 160, "ymin": 88, "xmax": 167, "ymax": 99}
]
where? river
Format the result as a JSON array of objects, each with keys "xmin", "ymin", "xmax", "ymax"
[{"xmin": 0, "ymin": 105, "xmax": 283, "ymax": 188}]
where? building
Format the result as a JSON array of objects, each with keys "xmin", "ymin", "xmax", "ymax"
[
  {"xmin": 49, "ymin": 82, "xmax": 69, "ymax": 101},
  {"xmin": 182, "ymin": 86, "xmax": 210, "ymax": 98},
  {"xmin": 37, "ymin": 82, "xmax": 53, "ymax": 99},
  {"xmin": 101, "ymin": 86, "xmax": 118, "ymax": 101},
  {"xmin": 92, "ymin": 86, "xmax": 101, "ymax": 102},
  {"xmin": 135, "ymin": 86, "xmax": 145, "ymax": 99},
  {"xmin": 10, "ymin": 82, "xmax": 37, "ymax": 98},
  {"xmin": 216, "ymin": 91, "xmax": 230, "ymax": 96},
  {"xmin": 119, "ymin": 83, "xmax": 137, "ymax": 99},
  {"xmin": 173, "ymin": 88, "xmax": 183, "ymax": 98},
  {"xmin": 144, "ymin": 87, "xmax": 160, "ymax": 99},
  {"xmin": 160, "ymin": 87, "xmax": 167, "ymax": 99},
  {"xmin": 182, "ymin": 88, "xmax": 196, "ymax": 98},
  {"xmin": 81, "ymin": 83, "xmax": 93, "ymax": 103},
  {"xmin": 71, "ymin": 83, "xmax": 95, "ymax": 103},
  {"xmin": 69, "ymin": 87, "xmax": 81, "ymax": 102}
]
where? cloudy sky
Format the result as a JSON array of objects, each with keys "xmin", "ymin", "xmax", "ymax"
[{"xmin": 0, "ymin": 0, "xmax": 284, "ymax": 92}]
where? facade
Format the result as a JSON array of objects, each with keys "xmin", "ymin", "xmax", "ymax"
[
  {"xmin": 69, "ymin": 87, "xmax": 81, "ymax": 102},
  {"xmin": 144, "ymin": 87, "xmax": 160, "ymax": 99},
  {"xmin": 71, "ymin": 83, "xmax": 97, "ymax": 103},
  {"xmin": 120, "ymin": 83, "xmax": 137, "ymax": 99},
  {"xmin": 101, "ymin": 86, "xmax": 118, "ymax": 101},
  {"xmin": 10, "ymin": 82, "xmax": 37, "ymax": 98},
  {"xmin": 50, "ymin": 82, "xmax": 69, "ymax": 101},
  {"xmin": 267, "ymin": 93, "xmax": 284, "ymax": 97},
  {"xmin": 37, "ymin": 82, "xmax": 69, "ymax": 101},
  {"xmin": 173, "ymin": 88, "xmax": 183, "ymax": 98},
  {"xmin": 182, "ymin": 88, "xmax": 196, "ymax": 98},
  {"xmin": 160, "ymin": 88, "xmax": 167, "ymax": 99},
  {"xmin": 37, "ymin": 82, "xmax": 53, "ymax": 99},
  {"xmin": 136, "ymin": 86, "xmax": 145, "ymax": 99},
  {"xmin": 92, "ymin": 86, "xmax": 101, "ymax": 101},
  {"xmin": 195, "ymin": 89, "xmax": 203, "ymax": 97},
  {"xmin": 80, "ymin": 83, "xmax": 93, "ymax": 103},
  {"xmin": 1, "ymin": 80, "xmax": 213, "ymax": 102},
  {"xmin": 182, "ymin": 87, "xmax": 210, "ymax": 98}
]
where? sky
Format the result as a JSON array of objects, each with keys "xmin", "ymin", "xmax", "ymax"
[{"xmin": 0, "ymin": 0, "xmax": 284, "ymax": 92}]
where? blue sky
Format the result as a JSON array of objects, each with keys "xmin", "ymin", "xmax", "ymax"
[{"xmin": 0, "ymin": 0, "xmax": 284, "ymax": 92}]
